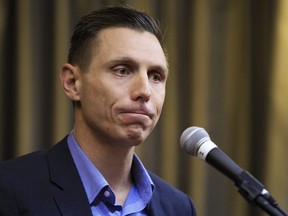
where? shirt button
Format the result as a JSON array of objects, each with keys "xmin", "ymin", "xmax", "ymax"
[{"xmin": 104, "ymin": 190, "xmax": 111, "ymax": 197}]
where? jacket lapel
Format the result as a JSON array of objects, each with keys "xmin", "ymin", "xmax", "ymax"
[
  {"xmin": 148, "ymin": 189, "xmax": 166, "ymax": 216},
  {"xmin": 46, "ymin": 138, "xmax": 92, "ymax": 216}
]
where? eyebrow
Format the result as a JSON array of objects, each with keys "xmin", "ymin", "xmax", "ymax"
[{"xmin": 105, "ymin": 56, "xmax": 169, "ymax": 75}]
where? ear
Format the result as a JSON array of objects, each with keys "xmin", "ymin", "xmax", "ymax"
[{"xmin": 60, "ymin": 63, "xmax": 81, "ymax": 101}]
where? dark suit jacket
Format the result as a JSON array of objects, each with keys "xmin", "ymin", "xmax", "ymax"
[{"xmin": 0, "ymin": 137, "xmax": 196, "ymax": 216}]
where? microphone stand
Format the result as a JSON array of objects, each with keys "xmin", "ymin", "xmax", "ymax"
[
  {"xmin": 236, "ymin": 171, "xmax": 288, "ymax": 216},
  {"xmin": 206, "ymin": 147, "xmax": 287, "ymax": 216}
]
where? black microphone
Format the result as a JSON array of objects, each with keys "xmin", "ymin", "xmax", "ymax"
[{"xmin": 180, "ymin": 126, "xmax": 288, "ymax": 216}]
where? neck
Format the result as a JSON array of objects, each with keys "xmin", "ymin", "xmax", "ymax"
[
  {"xmin": 73, "ymin": 126, "xmax": 135, "ymax": 205},
  {"xmin": 93, "ymin": 145, "xmax": 134, "ymax": 205}
]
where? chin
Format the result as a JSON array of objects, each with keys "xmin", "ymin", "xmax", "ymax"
[
  {"xmin": 120, "ymin": 124, "xmax": 151, "ymax": 145},
  {"xmin": 127, "ymin": 132, "xmax": 145, "ymax": 143},
  {"xmin": 125, "ymin": 130, "xmax": 146, "ymax": 144}
]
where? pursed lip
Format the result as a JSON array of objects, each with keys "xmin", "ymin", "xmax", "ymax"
[{"xmin": 117, "ymin": 107, "xmax": 154, "ymax": 119}]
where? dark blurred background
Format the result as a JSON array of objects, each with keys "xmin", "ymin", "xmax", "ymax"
[{"xmin": 0, "ymin": 0, "xmax": 287, "ymax": 215}]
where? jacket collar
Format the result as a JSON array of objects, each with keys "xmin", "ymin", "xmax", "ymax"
[
  {"xmin": 45, "ymin": 137, "xmax": 175, "ymax": 216},
  {"xmin": 46, "ymin": 137, "xmax": 92, "ymax": 216}
]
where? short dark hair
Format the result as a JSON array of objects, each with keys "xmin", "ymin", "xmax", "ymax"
[{"xmin": 68, "ymin": 6, "xmax": 164, "ymax": 71}]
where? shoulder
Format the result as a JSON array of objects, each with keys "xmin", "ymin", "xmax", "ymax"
[
  {"xmin": 149, "ymin": 172, "xmax": 187, "ymax": 198},
  {"xmin": 0, "ymin": 136, "xmax": 68, "ymax": 181},
  {"xmin": 148, "ymin": 172, "xmax": 197, "ymax": 215},
  {"xmin": 0, "ymin": 137, "xmax": 72, "ymax": 215},
  {"xmin": 0, "ymin": 150, "xmax": 49, "ymax": 214},
  {"xmin": 0, "ymin": 137, "xmax": 69, "ymax": 200},
  {"xmin": 0, "ymin": 150, "xmax": 47, "ymax": 176}
]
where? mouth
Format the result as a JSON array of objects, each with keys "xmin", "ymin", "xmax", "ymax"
[
  {"xmin": 129, "ymin": 110, "xmax": 153, "ymax": 119},
  {"xmin": 116, "ymin": 107, "xmax": 154, "ymax": 125},
  {"xmin": 117, "ymin": 106, "xmax": 154, "ymax": 118}
]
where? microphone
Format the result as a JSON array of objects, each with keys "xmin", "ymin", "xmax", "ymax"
[{"xmin": 180, "ymin": 126, "xmax": 288, "ymax": 216}]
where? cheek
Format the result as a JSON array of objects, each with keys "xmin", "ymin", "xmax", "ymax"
[
  {"xmin": 155, "ymin": 88, "xmax": 166, "ymax": 107},
  {"xmin": 151, "ymin": 90, "xmax": 166, "ymax": 118},
  {"xmin": 87, "ymin": 86, "xmax": 122, "ymax": 119},
  {"xmin": 80, "ymin": 82, "xmax": 107, "ymax": 115}
]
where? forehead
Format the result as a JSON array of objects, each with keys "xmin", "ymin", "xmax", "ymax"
[{"xmin": 93, "ymin": 27, "xmax": 168, "ymax": 71}]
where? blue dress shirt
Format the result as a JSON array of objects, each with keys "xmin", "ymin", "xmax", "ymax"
[{"xmin": 67, "ymin": 132, "xmax": 154, "ymax": 216}]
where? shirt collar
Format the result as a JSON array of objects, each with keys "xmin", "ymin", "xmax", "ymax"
[
  {"xmin": 67, "ymin": 132, "xmax": 154, "ymax": 205},
  {"xmin": 67, "ymin": 132, "xmax": 108, "ymax": 203}
]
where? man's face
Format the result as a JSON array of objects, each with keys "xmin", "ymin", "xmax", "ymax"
[{"xmin": 76, "ymin": 27, "xmax": 168, "ymax": 147}]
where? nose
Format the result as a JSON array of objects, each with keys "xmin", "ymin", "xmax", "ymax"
[{"xmin": 131, "ymin": 73, "xmax": 151, "ymax": 102}]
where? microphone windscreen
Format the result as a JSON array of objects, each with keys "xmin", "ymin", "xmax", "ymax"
[{"xmin": 180, "ymin": 126, "xmax": 211, "ymax": 156}]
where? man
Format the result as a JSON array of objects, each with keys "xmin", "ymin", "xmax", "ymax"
[{"xmin": 0, "ymin": 6, "xmax": 196, "ymax": 216}]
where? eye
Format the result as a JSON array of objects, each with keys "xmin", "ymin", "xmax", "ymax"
[
  {"xmin": 114, "ymin": 67, "xmax": 130, "ymax": 76},
  {"xmin": 149, "ymin": 71, "xmax": 164, "ymax": 83}
]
